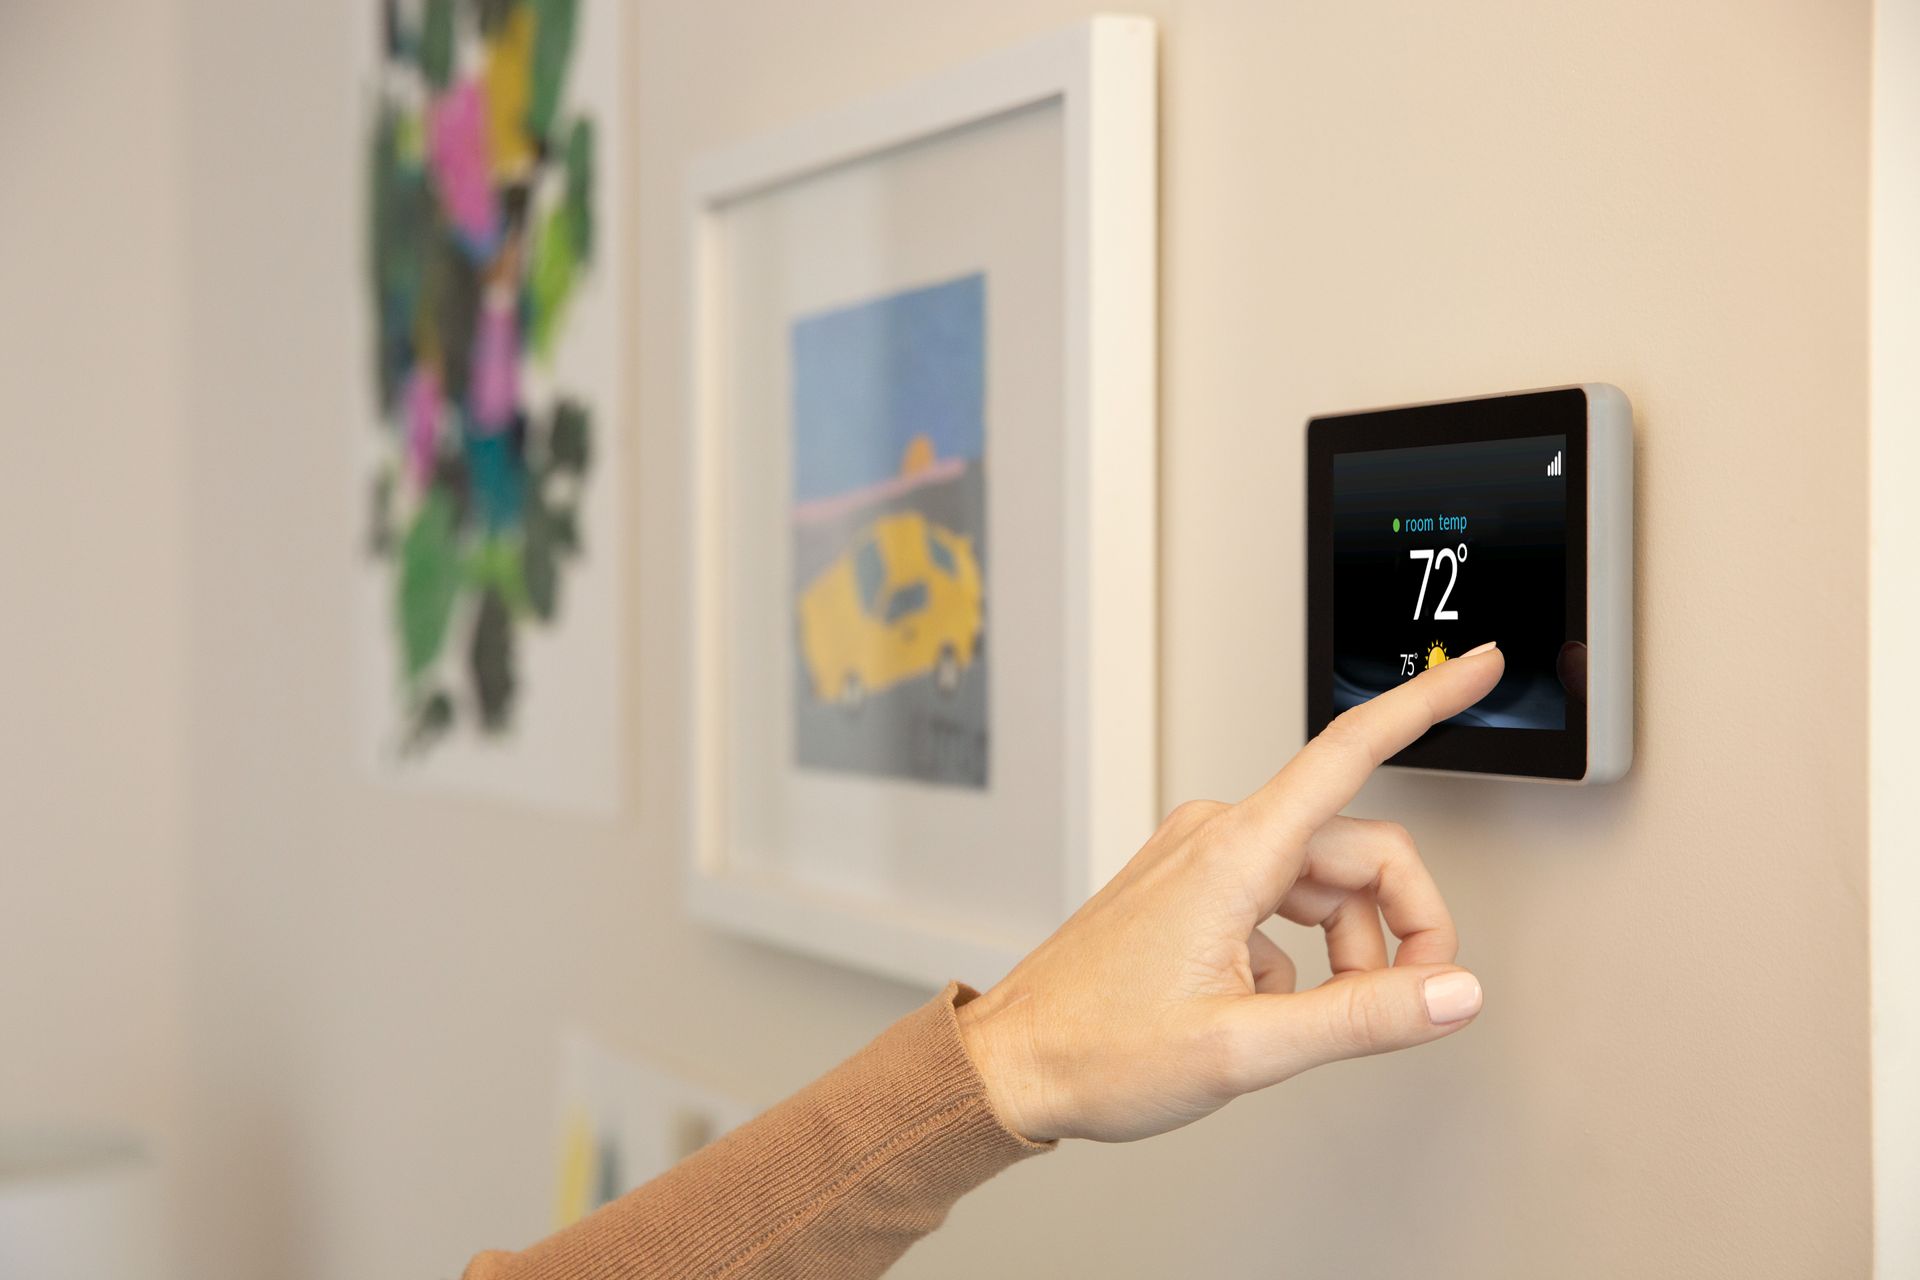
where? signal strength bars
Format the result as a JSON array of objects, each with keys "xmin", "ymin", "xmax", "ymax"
[{"xmin": 1546, "ymin": 449, "xmax": 1564, "ymax": 477}]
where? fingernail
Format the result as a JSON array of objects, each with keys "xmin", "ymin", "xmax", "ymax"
[
  {"xmin": 1462, "ymin": 641, "xmax": 1498, "ymax": 657},
  {"xmin": 1423, "ymin": 971, "xmax": 1483, "ymax": 1024}
]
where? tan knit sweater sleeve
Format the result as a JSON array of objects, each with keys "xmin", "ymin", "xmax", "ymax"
[{"xmin": 462, "ymin": 982, "xmax": 1053, "ymax": 1280}]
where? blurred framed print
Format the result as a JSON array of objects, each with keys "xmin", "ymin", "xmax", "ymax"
[
  {"xmin": 683, "ymin": 18, "xmax": 1158, "ymax": 988},
  {"xmin": 352, "ymin": 0, "xmax": 627, "ymax": 813}
]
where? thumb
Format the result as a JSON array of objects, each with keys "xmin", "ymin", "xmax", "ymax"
[{"xmin": 1221, "ymin": 965, "xmax": 1483, "ymax": 1089}]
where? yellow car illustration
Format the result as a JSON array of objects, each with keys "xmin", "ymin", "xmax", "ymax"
[{"xmin": 798, "ymin": 511, "xmax": 983, "ymax": 708}]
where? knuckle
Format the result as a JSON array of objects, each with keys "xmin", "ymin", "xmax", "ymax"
[
  {"xmin": 1372, "ymin": 820, "xmax": 1419, "ymax": 864},
  {"xmin": 1197, "ymin": 1015, "xmax": 1262, "ymax": 1096},
  {"xmin": 1159, "ymin": 798, "xmax": 1225, "ymax": 835}
]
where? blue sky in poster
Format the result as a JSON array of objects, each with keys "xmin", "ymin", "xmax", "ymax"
[{"xmin": 790, "ymin": 273, "xmax": 985, "ymax": 504}]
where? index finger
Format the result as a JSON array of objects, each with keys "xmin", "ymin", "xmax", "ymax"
[{"xmin": 1234, "ymin": 643, "xmax": 1505, "ymax": 851}]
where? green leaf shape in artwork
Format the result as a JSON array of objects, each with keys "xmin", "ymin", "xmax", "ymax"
[
  {"xmin": 527, "ymin": 118, "xmax": 593, "ymax": 359},
  {"xmin": 428, "ymin": 225, "xmax": 481, "ymax": 398},
  {"xmin": 470, "ymin": 588, "xmax": 517, "ymax": 731},
  {"xmin": 528, "ymin": 0, "xmax": 579, "ymax": 143},
  {"xmin": 381, "ymin": 0, "xmax": 411, "ymax": 60},
  {"xmin": 548, "ymin": 399, "xmax": 591, "ymax": 474},
  {"xmin": 398, "ymin": 489, "xmax": 463, "ymax": 679},
  {"xmin": 404, "ymin": 689, "xmax": 454, "ymax": 755},
  {"xmin": 527, "ymin": 204, "xmax": 578, "ymax": 360},
  {"xmin": 368, "ymin": 102, "xmax": 430, "ymax": 413},
  {"xmin": 522, "ymin": 485, "xmax": 560, "ymax": 621},
  {"xmin": 476, "ymin": 0, "xmax": 521, "ymax": 37},
  {"xmin": 547, "ymin": 504, "xmax": 579, "ymax": 555},
  {"xmin": 464, "ymin": 534, "xmax": 530, "ymax": 618},
  {"xmin": 420, "ymin": 0, "xmax": 455, "ymax": 87},
  {"xmin": 564, "ymin": 118, "xmax": 594, "ymax": 262}
]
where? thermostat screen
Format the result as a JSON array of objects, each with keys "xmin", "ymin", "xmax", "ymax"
[{"xmin": 1331, "ymin": 434, "xmax": 1569, "ymax": 729}]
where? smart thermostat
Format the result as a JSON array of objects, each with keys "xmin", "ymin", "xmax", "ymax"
[{"xmin": 1306, "ymin": 384, "xmax": 1633, "ymax": 783}]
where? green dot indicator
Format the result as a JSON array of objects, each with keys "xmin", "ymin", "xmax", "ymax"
[{"xmin": 1392, "ymin": 518, "xmax": 1401, "ymax": 533}]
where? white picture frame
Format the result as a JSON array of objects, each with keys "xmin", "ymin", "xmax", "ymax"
[{"xmin": 683, "ymin": 17, "xmax": 1158, "ymax": 989}]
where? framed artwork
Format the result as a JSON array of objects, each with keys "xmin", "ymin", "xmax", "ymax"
[
  {"xmin": 684, "ymin": 18, "xmax": 1158, "ymax": 987},
  {"xmin": 351, "ymin": 0, "xmax": 625, "ymax": 814}
]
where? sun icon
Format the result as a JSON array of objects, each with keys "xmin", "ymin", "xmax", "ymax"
[{"xmin": 1424, "ymin": 641, "xmax": 1450, "ymax": 670}]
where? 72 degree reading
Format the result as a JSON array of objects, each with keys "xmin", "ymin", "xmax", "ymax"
[{"xmin": 1409, "ymin": 544, "xmax": 1469, "ymax": 620}]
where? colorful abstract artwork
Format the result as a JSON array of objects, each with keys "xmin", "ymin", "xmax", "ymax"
[
  {"xmin": 790, "ymin": 274, "xmax": 989, "ymax": 788},
  {"xmin": 357, "ymin": 0, "xmax": 622, "ymax": 810}
]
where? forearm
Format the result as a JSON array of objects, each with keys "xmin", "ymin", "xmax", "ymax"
[{"xmin": 464, "ymin": 983, "xmax": 1051, "ymax": 1280}]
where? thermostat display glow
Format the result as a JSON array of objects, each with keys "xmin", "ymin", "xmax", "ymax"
[{"xmin": 1331, "ymin": 435, "xmax": 1569, "ymax": 730}]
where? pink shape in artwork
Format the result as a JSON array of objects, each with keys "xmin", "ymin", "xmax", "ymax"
[
  {"xmin": 405, "ymin": 365, "xmax": 443, "ymax": 484},
  {"xmin": 428, "ymin": 80, "xmax": 498, "ymax": 249},
  {"xmin": 469, "ymin": 293, "xmax": 520, "ymax": 434}
]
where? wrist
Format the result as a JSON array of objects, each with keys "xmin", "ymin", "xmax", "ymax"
[{"xmin": 955, "ymin": 988, "xmax": 1057, "ymax": 1143}]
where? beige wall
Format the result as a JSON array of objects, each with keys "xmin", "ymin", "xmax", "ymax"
[
  {"xmin": 165, "ymin": 1, "xmax": 1871, "ymax": 1277},
  {"xmin": 0, "ymin": 0, "xmax": 189, "ymax": 1178}
]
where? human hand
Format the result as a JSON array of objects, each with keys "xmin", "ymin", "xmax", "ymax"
[{"xmin": 956, "ymin": 644, "xmax": 1504, "ymax": 1143}]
